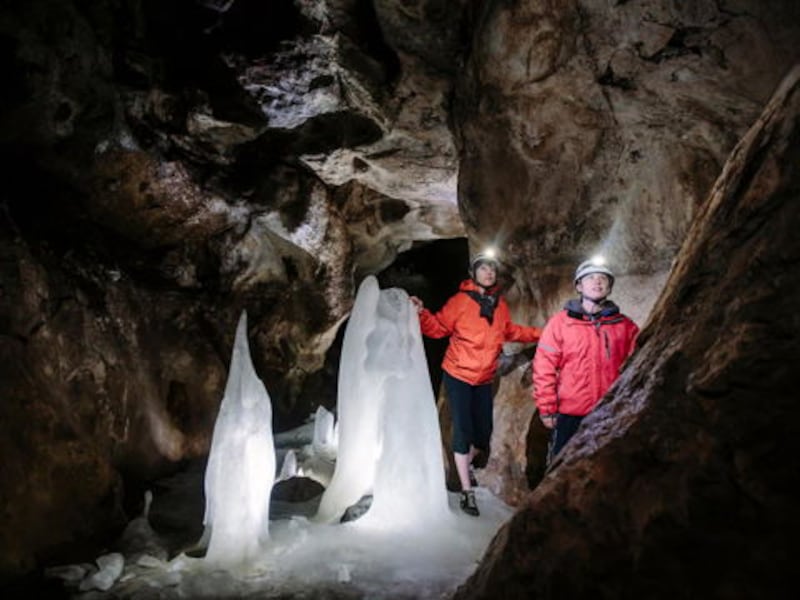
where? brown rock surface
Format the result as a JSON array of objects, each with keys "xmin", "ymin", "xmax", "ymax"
[
  {"xmin": 456, "ymin": 0, "xmax": 800, "ymax": 506},
  {"xmin": 456, "ymin": 0, "xmax": 800, "ymax": 312},
  {"xmin": 453, "ymin": 63, "xmax": 800, "ymax": 600},
  {"xmin": 1, "ymin": 0, "xmax": 800, "ymax": 590}
]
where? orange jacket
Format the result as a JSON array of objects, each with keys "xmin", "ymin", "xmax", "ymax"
[
  {"xmin": 419, "ymin": 279, "xmax": 541, "ymax": 385},
  {"xmin": 533, "ymin": 299, "xmax": 639, "ymax": 417}
]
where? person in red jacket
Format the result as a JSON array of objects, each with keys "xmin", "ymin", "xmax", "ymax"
[
  {"xmin": 411, "ymin": 250, "xmax": 541, "ymax": 516},
  {"xmin": 533, "ymin": 258, "xmax": 639, "ymax": 463}
]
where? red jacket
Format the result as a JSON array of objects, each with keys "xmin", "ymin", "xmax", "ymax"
[
  {"xmin": 419, "ymin": 279, "xmax": 541, "ymax": 385},
  {"xmin": 533, "ymin": 299, "xmax": 638, "ymax": 417}
]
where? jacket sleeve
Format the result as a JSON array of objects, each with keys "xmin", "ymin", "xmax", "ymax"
[
  {"xmin": 504, "ymin": 321, "xmax": 542, "ymax": 343},
  {"xmin": 418, "ymin": 294, "xmax": 461, "ymax": 339},
  {"xmin": 499, "ymin": 300, "xmax": 542, "ymax": 343},
  {"xmin": 532, "ymin": 316, "xmax": 562, "ymax": 416}
]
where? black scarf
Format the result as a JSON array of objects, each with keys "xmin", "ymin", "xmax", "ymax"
[{"xmin": 464, "ymin": 290, "xmax": 498, "ymax": 325}]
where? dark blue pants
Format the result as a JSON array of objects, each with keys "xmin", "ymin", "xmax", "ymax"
[
  {"xmin": 443, "ymin": 371, "xmax": 493, "ymax": 455},
  {"xmin": 549, "ymin": 413, "xmax": 585, "ymax": 461}
]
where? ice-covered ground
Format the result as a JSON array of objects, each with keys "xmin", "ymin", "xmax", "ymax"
[{"xmin": 65, "ymin": 486, "xmax": 510, "ymax": 599}]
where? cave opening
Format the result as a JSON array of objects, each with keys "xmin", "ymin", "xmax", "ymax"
[{"xmin": 376, "ymin": 237, "xmax": 469, "ymax": 395}]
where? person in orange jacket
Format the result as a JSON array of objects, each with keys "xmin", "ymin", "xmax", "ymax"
[
  {"xmin": 411, "ymin": 250, "xmax": 541, "ymax": 516},
  {"xmin": 533, "ymin": 258, "xmax": 639, "ymax": 463}
]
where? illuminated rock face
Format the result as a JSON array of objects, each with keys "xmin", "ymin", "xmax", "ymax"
[
  {"xmin": 453, "ymin": 0, "xmax": 800, "ymax": 504},
  {"xmin": 456, "ymin": 0, "xmax": 800, "ymax": 317}
]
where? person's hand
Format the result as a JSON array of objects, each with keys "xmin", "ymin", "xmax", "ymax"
[
  {"xmin": 540, "ymin": 413, "xmax": 557, "ymax": 429},
  {"xmin": 409, "ymin": 296, "xmax": 424, "ymax": 313}
]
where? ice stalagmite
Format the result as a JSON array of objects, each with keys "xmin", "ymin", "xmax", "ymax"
[
  {"xmin": 201, "ymin": 310, "xmax": 275, "ymax": 568},
  {"xmin": 315, "ymin": 276, "xmax": 449, "ymax": 525},
  {"xmin": 359, "ymin": 285, "xmax": 449, "ymax": 527},
  {"xmin": 315, "ymin": 277, "xmax": 384, "ymax": 523}
]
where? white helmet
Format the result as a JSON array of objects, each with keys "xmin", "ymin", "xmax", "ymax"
[
  {"xmin": 574, "ymin": 259, "xmax": 615, "ymax": 286},
  {"xmin": 469, "ymin": 249, "xmax": 500, "ymax": 276}
]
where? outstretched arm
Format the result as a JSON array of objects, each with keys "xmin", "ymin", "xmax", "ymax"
[
  {"xmin": 505, "ymin": 321, "xmax": 542, "ymax": 344},
  {"xmin": 498, "ymin": 300, "xmax": 542, "ymax": 344},
  {"xmin": 413, "ymin": 294, "xmax": 459, "ymax": 339}
]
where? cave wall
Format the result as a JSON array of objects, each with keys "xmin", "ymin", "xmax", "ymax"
[
  {"xmin": 454, "ymin": 0, "xmax": 800, "ymax": 503},
  {"xmin": 1, "ymin": 0, "xmax": 799, "ymax": 587},
  {"xmin": 454, "ymin": 62, "xmax": 800, "ymax": 600},
  {"xmin": 0, "ymin": 0, "xmax": 467, "ymax": 580},
  {"xmin": 456, "ymin": 0, "xmax": 800, "ymax": 317},
  {"xmin": 0, "ymin": 237, "xmax": 229, "ymax": 577}
]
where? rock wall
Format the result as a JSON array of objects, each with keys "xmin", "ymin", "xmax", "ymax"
[
  {"xmin": 0, "ymin": 0, "xmax": 465, "ymax": 579},
  {"xmin": 0, "ymin": 237, "xmax": 231, "ymax": 577},
  {"xmin": 454, "ymin": 62, "xmax": 800, "ymax": 600},
  {"xmin": 455, "ymin": 0, "xmax": 800, "ymax": 503},
  {"xmin": 457, "ymin": 0, "xmax": 800, "ymax": 313},
  {"xmin": 1, "ymin": 0, "xmax": 799, "ymax": 587}
]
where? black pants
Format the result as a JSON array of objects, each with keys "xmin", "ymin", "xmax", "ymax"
[
  {"xmin": 549, "ymin": 413, "xmax": 584, "ymax": 462},
  {"xmin": 443, "ymin": 371, "xmax": 493, "ymax": 455}
]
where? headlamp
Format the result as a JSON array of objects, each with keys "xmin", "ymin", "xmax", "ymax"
[{"xmin": 589, "ymin": 254, "xmax": 606, "ymax": 266}]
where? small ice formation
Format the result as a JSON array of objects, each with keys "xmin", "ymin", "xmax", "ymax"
[
  {"xmin": 275, "ymin": 405, "xmax": 338, "ymax": 488},
  {"xmin": 312, "ymin": 404, "xmax": 338, "ymax": 460},
  {"xmin": 199, "ymin": 310, "xmax": 276, "ymax": 569}
]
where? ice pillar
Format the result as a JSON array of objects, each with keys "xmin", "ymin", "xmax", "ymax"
[
  {"xmin": 360, "ymin": 286, "xmax": 449, "ymax": 527},
  {"xmin": 315, "ymin": 277, "xmax": 384, "ymax": 523},
  {"xmin": 315, "ymin": 276, "xmax": 449, "ymax": 525},
  {"xmin": 201, "ymin": 311, "xmax": 275, "ymax": 568}
]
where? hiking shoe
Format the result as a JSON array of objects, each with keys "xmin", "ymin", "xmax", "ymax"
[{"xmin": 460, "ymin": 490, "xmax": 480, "ymax": 517}]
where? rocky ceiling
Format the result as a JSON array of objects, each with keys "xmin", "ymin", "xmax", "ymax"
[{"xmin": 1, "ymin": 0, "xmax": 799, "ymax": 594}]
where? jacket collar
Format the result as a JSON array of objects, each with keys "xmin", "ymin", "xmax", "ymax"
[
  {"xmin": 564, "ymin": 297, "xmax": 620, "ymax": 320},
  {"xmin": 459, "ymin": 278, "xmax": 499, "ymax": 295}
]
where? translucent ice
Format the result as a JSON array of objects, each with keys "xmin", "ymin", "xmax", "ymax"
[
  {"xmin": 79, "ymin": 553, "xmax": 124, "ymax": 592},
  {"xmin": 315, "ymin": 276, "xmax": 449, "ymax": 525},
  {"xmin": 275, "ymin": 408, "xmax": 336, "ymax": 488},
  {"xmin": 277, "ymin": 448, "xmax": 298, "ymax": 481},
  {"xmin": 43, "ymin": 292, "xmax": 513, "ymax": 598},
  {"xmin": 358, "ymin": 286, "xmax": 449, "ymax": 528},
  {"xmin": 312, "ymin": 405, "xmax": 337, "ymax": 460},
  {"xmin": 314, "ymin": 277, "xmax": 385, "ymax": 523},
  {"xmin": 201, "ymin": 310, "xmax": 275, "ymax": 568}
]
